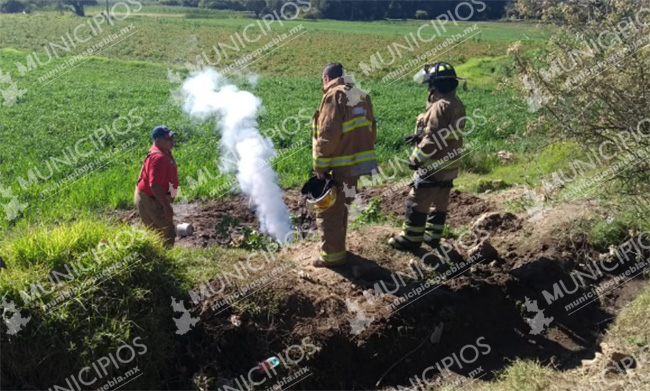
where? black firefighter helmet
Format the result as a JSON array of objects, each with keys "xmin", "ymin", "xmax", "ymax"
[{"xmin": 414, "ymin": 62, "xmax": 466, "ymax": 93}]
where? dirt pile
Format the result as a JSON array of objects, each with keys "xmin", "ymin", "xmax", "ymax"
[
  {"xmin": 114, "ymin": 185, "xmax": 647, "ymax": 390},
  {"xmin": 156, "ymin": 185, "xmax": 647, "ymax": 390}
]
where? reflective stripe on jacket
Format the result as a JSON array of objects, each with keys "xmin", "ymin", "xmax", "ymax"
[
  {"xmin": 411, "ymin": 91, "xmax": 466, "ymax": 182},
  {"xmin": 312, "ymin": 77, "xmax": 378, "ymax": 176}
]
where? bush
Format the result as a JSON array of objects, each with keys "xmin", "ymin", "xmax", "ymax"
[
  {"xmin": 414, "ymin": 9, "xmax": 428, "ymax": 19},
  {"xmin": 511, "ymin": 0, "xmax": 650, "ymax": 197}
]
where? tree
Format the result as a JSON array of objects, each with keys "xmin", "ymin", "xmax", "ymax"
[
  {"xmin": 199, "ymin": 0, "xmax": 244, "ymax": 10},
  {"xmin": 242, "ymin": 0, "xmax": 266, "ymax": 17},
  {"xmin": 0, "ymin": 0, "xmax": 45, "ymax": 13},
  {"xmin": 507, "ymin": 0, "xmax": 561, "ymax": 20},
  {"xmin": 1, "ymin": 0, "xmax": 27, "ymax": 12},
  {"xmin": 60, "ymin": 0, "xmax": 98, "ymax": 16},
  {"xmin": 512, "ymin": 0, "xmax": 650, "ymax": 197}
]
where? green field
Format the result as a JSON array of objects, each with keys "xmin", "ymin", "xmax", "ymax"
[{"xmin": 0, "ymin": 11, "xmax": 549, "ymax": 231}]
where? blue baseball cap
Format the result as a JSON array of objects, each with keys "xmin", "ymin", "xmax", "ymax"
[{"xmin": 152, "ymin": 125, "xmax": 175, "ymax": 140}]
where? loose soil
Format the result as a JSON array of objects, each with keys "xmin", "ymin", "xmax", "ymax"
[{"xmin": 113, "ymin": 184, "xmax": 649, "ymax": 390}]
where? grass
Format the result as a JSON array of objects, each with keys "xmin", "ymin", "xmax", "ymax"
[
  {"xmin": 84, "ymin": 3, "xmax": 245, "ymax": 18},
  {"xmin": 0, "ymin": 217, "xmax": 297, "ymax": 388},
  {"xmin": 0, "ymin": 219, "xmax": 189, "ymax": 388},
  {"xmin": 456, "ymin": 142, "xmax": 582, "ymax": 192},
  {"xmin": 169, "ymin": 245, "xmax": 246, "ymax": 286}
]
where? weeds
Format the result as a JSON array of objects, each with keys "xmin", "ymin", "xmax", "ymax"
[
  {"xmin": 233, "ymin": 226, "xmax": 278, "ymax": 251},
  {"xmin": 350, "ymin": 197, "xmax": 385, "ymax": 228}
]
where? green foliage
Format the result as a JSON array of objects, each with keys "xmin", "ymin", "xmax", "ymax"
[
  {"xmin": 441, "ymin": 223, "xmax": 453, "ymax": 239},
  {"xmin": 0, "ymin": 0, "xmax": 45, "ymax": 13},
  {"xmin": 0, "ymin": 12, "xmax": 551, "ymax": 231},
  {"xmin": 0, "ymin": 15, "xmax": 551, "ymax": 75},
  {"xmin": 455, "ymin": 142, "xmax": 581, "ymax": 193},
  {"xmin": 589, "ymin": 218, "xmax": 628, "ymax": 252},
  {"xmin": 351, "ymin": 197, "xmax": 385, "ymax": 227},
  {"xmin": 511, "ymin": 0, "xmax": 650, "ymax": 197},
  {"xmin": 241, "ymin": 0, "xmax": 265, "ymax": 17},
  {"xmin": 506, "ymin": 0, "xmax": 561, "ymax": 20},
  {"xmin": 233, "ymin": 226, "xmax": 278, "ymax": 250},
  {"xmin": 1, "ymin": 0, "xmax": 26, "ymax": 13},
  {"xmin": 0, "ymin": 220, "xmax": 189, "ymax": 388},
  {"xmin": 0, "ymin": 36, "xmax": 543, "ymax": 229},
  {"xmin": 199, "ymin": 0, "xmax": 244, "ymax": 10},
  {"xmin": 455, "ymin": 55, "xmax": 514, "ymax": 88},
  {"xmin": 60, "ymin": 0, "xmax": 98, "ymax": 16},
  {"xmin": 215, "ymin": 217, "xmax": 279, "ymax": 250},
  {"xmin": 170, "ymin": 244, "xmax": 250, "ymax": 285},
  {"xmin": 215, "ymin": 215, "xmax": 240, "ymax": 237}
]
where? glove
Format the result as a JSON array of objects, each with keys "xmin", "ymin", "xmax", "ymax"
[
  {"xmin": 407, "ymin": 158, "xmax": 420, "ymax": 170},
  {"xmin": 404, "ymin": 133, "xmax": 423, "ymax": 146}
]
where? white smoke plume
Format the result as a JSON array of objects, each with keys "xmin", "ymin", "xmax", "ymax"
[{"xmin": 181, "ymin": 68, "xmax": 292, "ymax": 242}]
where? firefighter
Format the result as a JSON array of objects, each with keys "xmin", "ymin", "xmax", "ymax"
[
  {"xmin": 134, "ymin": 125, "xmax": 179, "ymax": 247},
  {"xmin": 311, "ymin": 62, "xmax": 378, "ymax": 267},
  {"xmin": 389, "ymin": 62, "xmax": 466, "ymax": 252}
]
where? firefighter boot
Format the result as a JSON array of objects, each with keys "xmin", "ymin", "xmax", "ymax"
[
  {"xmin": 424, "ymin": 211, "xmax": 446, "ymax": 249},
  {"xmin": 389, "ymin": 205, "xmax": 427, "ymax": 252}
]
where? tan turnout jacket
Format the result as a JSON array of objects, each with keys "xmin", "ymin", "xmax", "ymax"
[
  {"xmin": 411, "ymin": 91, "xmax": 466, "ymax": 182},
  {"xmin": 312, "ymin": 77, "xmax": 378, "ymax": 176}
]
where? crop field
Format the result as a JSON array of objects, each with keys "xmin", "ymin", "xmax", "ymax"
[
  {"xmin": 0, "ymin": 11, "xmax": 548, "ymax": 229},
  {"xmin": 2, "ymin": 2, "xmax": 650, "ymax": 391}
]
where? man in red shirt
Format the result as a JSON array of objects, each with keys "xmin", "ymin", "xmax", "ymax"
[{"xmin": 134, "ymin": 126, "xmax": 179, "ymax": 247}]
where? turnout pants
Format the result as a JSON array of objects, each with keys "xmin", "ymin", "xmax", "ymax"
[
  {"xmin": 400, "ymin": 184, "xmax": 452, "ymax": 247},
  {"xmin": 134, "ymin": 188, "xmax": 176, "ymax": 247},
  {"xmin": 316, "ymin": 172, "xmax": 358, "ymax": 264}
]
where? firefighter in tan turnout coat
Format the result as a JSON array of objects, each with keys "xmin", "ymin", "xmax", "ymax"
[
  {"xmin": 311, "ymin": 63, "xmax": 378, "ymax": 268},
  {"xmin": 389, "ymin": 62, "xmax": 466, "ymax": 252}
]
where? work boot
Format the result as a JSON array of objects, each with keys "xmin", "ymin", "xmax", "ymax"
[
  {"xmin": 388, "ymin": 236, "xmax": 421, "ymax": 252},
  {"xmin": 312, "ymin": 258, "xmax": 347, "ymax": 268},
  {"xmin": 423, "ymin": 236, "xmax": 441, "ymax": 250},
  {"xmin": 424, "ymin": 211, "xmax": 446, "ymax": 250}
]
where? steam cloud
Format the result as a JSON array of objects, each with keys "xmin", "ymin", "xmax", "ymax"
[{"xmin": 181, "ymin": 68, "xmax": 292, "ymax": 242}]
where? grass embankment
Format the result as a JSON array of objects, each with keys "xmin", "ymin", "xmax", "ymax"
[
  {"xmin": 0, "ymin": 217, "xmax": 300, "ymax": 388},
  {"xmin": 0, "ymin": 220, "xmax": 190, "ymax": 388}
]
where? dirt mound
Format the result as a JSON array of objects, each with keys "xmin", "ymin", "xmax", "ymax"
[
  {"xmin": 113, "ymin": 184, "xmax": 495, "ymax": 249},
  {"xmin": 114, "ymin": 185, "xmax": 646, "ymax": 390},
  {"xmin": 173, "ymin": 225, "xmax": 646, "ymax": 390},
  {"xmin": 114, "ymin": 190, "xmax": 314, "ymax": 248},
  {"xmin": 360, "ymin": 187, "xmax": 496, "ymax": 227}
]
